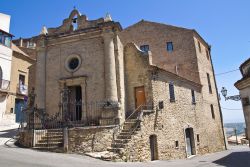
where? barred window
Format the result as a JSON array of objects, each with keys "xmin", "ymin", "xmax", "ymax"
[
  {"xmin": 210, "ymin": 104, "xmax": 215, "ymax": 119},
  {"xmin": 207, "ymin": 73, "xmax": 212, "ymax": 94},
  {"xmin": 206, "ymin": 50, "xmax": 210, "ymax": 60},
  {"xmin": 198, "ymin": 41, "xmax": 201, "ymax": 52},
  {"xmin": 191, "ymin": 89, "xmax": 196, "ymax": 104},
  {"xmin": 169, "ymin": 82, "xmax": 175, "ymax": 102},
  {"xmin": 166, "ymin": 42, "xmax": 173, "ymax": 52}
]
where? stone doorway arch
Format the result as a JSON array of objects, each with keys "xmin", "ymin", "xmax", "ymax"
[
  {"xmin": 149, "ymin": 135, "xmax": 159, "ymax": 161},
  {"xmin": 185, "ymin": 127, "xmax": 196, "ymax": 157}
]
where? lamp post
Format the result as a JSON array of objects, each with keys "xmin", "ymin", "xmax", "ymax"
[{"xmin": 221, "ymin": 87, "xmax": 241, "ymax": 101}]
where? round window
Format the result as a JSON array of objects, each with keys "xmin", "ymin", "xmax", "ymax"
[
  {"xmin": 68, "ymin": 57, "xmax": 79, "ymax": 70},
  {"xmin": 65, "ymin": 54, "xmax": 81, "ymax": 72}
]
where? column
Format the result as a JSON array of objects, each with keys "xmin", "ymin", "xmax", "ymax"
[{"xmin": 103, "ymin": 32, "xmax": 118, "ymax": 102}]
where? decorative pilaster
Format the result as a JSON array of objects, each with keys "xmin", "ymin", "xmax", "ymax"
[{"xmin": 35, "ymin": 37, "xmax": 46, "ymax": 109}]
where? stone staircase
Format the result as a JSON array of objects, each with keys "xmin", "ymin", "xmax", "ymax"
[
  {"xmin": 108, "ymin": 118, "xmax": 141, "ymax": 154},
  {"xmin": 34, "ymin": 129, "xmax": 63, "ymax": 151}
]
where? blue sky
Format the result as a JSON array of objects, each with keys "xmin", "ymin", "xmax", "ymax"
[{"xmin": 1, "ymin": 0, "xmax": 249, "ymax": 123}]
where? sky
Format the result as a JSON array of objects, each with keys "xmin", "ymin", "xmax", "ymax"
[{"xmin": 1, "ymin": 0, "xmax": 249, "ymax": 123}]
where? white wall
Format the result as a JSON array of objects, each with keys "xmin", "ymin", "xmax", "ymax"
[
  {"xmin": 0, "ymin": 13, "xmax": 10, "ymax": 33},
  {"xmin": 0, "ymin": 13, "xmax": 12, "ymax": 122}
]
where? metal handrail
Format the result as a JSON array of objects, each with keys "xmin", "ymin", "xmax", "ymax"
[{"xmin": 118, "ymin": 105, "xmax": 143, "ymax": 131}]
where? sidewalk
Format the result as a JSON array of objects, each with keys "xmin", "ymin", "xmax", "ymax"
[{"xmin": 0, "ymin": 122, "xmax": 19, "ymax": 145}]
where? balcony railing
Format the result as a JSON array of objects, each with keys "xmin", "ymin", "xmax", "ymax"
[
  {"xmin": 0, "ymin": 79, "xmax": 10, "ymax": 91},
  {"xmin": 17, "ymin": 83, "xmax": 28, "ymax": 95}
]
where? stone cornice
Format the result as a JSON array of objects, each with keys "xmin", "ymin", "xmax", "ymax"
[
  {"xmin": 45, "ymin": 30, "xmax": 103, "ymax": 47},
  {"xmin": 235, "ymin": 77, "xmax": 250, "ymax": 90}
]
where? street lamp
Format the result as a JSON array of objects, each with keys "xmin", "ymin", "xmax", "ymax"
[{"xmin": 221, "ymin": 87, "xmax": 241, "ymax": 101}]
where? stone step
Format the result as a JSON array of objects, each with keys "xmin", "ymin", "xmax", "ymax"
[
  {"xmin": 35, "ymin": 142, "xmax": 63, "ymax": 148},
  {"xmin": 42, "ymin": 134, "xmax": 63, "ymax": 139},
  {"xmin": 46, "ymin": 132, "xmax": 63, "ymax": 136},
  {"xmin": 111, "ymin": 143, "xmax": 126, "ymax": 148},
  {"xmin": 47, "ymin": 129, "xmax": 63, "ymax": 132},
  {"xmin": 114, "ymin": 139, "xmax": 131, "ymax": 144},
  {"xmin": 119, "ymin": 132, "xmax": 133, "ymax": 136},
  {"xmin": 117, "ymin": 135, "xmax": 132, "ymax": 139},
  {"xmin": 38, "ymin": 138, "xmax": 63, "ymax": 143}
]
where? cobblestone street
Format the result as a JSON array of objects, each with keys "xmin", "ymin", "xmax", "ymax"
[{"xmin": 0, "ymin": 125, "xmax": 249, "ymax": 167}]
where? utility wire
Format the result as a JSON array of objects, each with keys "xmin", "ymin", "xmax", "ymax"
[
  {"xmin": 215, "ymin": 69, "xmax": 240, "ymax": 76},
  {"xmin": 221, "ymin": 107, "xmax": 242, "ymax": 111}
]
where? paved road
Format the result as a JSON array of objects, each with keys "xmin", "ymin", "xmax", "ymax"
[{"xmin": 0, "ymin": 127, "xmax": 249, "ymax": 167}]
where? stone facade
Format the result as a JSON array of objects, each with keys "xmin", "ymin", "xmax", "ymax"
[
  {"xmin": 235, "ymin": 58, "xmax": 250, "ymax": 142},
  {"xmin": 16, "ymin": 9, "xmax": 226, "ymax": 161},
  {"xmin": 118, "ymin": 43, "xmax": 225, "ymax": 161}
]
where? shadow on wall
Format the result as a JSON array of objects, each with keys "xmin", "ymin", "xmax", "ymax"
[{"xmin": 213, "ymin": 151, "xmax": 250, "ymax": 167}]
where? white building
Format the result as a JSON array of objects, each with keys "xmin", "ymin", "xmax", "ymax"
[{"xmin": 0, "ymin": 13, "xmax": 13, "ymax": 122}]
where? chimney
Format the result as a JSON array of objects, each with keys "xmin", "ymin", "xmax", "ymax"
[{"xmin": 19, "ymin": 38, "xmax": 23, "ymax": 47}]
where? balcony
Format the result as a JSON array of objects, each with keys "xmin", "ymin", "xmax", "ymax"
[
  {"xmin": 0, "ymin": 79, "xmax": 10, "ymax": 93},
  {"xmin": 17, "ymin": 83, "xmax": 28, "ymax": 95}
]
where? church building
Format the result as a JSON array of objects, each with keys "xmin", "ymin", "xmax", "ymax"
[{"xmin": 16, "ymin": 9, "xmax": 226, "ymax": 161}]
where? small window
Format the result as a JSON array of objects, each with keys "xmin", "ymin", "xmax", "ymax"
[
  {"xmin": 68, "ymin": 58, "xmax": 79, "ymax": 70},
  {"xmin": 207, "ymin": 73, "xmax": 212, "ymax": 94},
  {"xmin": 175, "ymin": 141, "xmax": 179, "ymax": 148},
  {"xmin": 166, "ymin": 42, "xmax": 173, "ymax": 52},
  {"xmin": 140, "ymin": 45, "xmax": 149, "ymax": 52},
  {"xmin": 0, "ymin": 32, "xmax": 12, "ymax": 48},
  {"xmin": 169, "ymin": 82, "xmax": 175, "ymax": 102},
  {"xmin": 191, "ymin": 90, "xmax": 196, "ymax": 104},
  {"xmin": 159, "ymin": 101, "xmax": 164, "ymax": 109},
  {"xmin": 197, "ymin": 134, "xmax": 200, "ymax": 142},
  {"xmin": 198, "ymin": 41, "xmax": 201, "ymax": 52},
  {"xmin": 210, "ymin": 104, "xmax": 215, "ymax": 119},
  {"xmin": 206, "ymin": 50, "xmax": 210, "ymax": 60},
  {"xmin": 19, "ymin": 74, "xmax": 25, "ymax": 85}
]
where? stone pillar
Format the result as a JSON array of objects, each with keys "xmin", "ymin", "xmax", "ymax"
[
  {"xmin": 63, "ymin": 127, "xmax": 68, "ymax": 152},
  {"xmin": 103, "ymin": 32, "xmax": 118, "ymax": 102},
  {"xmin": 35, "ymin": 38, "xmax": 46, "ymax": 109},
  {"xmin": 81, "ymin": 83, "xmax": 87, "ymax": 122}
]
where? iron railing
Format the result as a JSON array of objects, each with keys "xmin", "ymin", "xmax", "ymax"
[
  {"xmin": 22, "ymin": 101, "xmax": 108, "ymax": 130},
  {"xmin": 17, "ymin": 83, "xmax": 28, "ymax": 95}
]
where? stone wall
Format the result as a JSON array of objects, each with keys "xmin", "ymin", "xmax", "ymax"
[
  {"xmin": 124, "ymin": 43, "xmax": 153, "ymax": 115},
  {"xmin": 121, "ymin": 71, "xmax": 224, "ymax": 161},
  {"xmin": 68, "ymin": 126, "xmax": 117, "ymax": 153},
  {"xmin": 119, "ymin": 20, "xmax": 200, "ymax": 84},
  {"xmin": 193, "ymin": 36, "xmax": 226, "ymax": 151}
]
